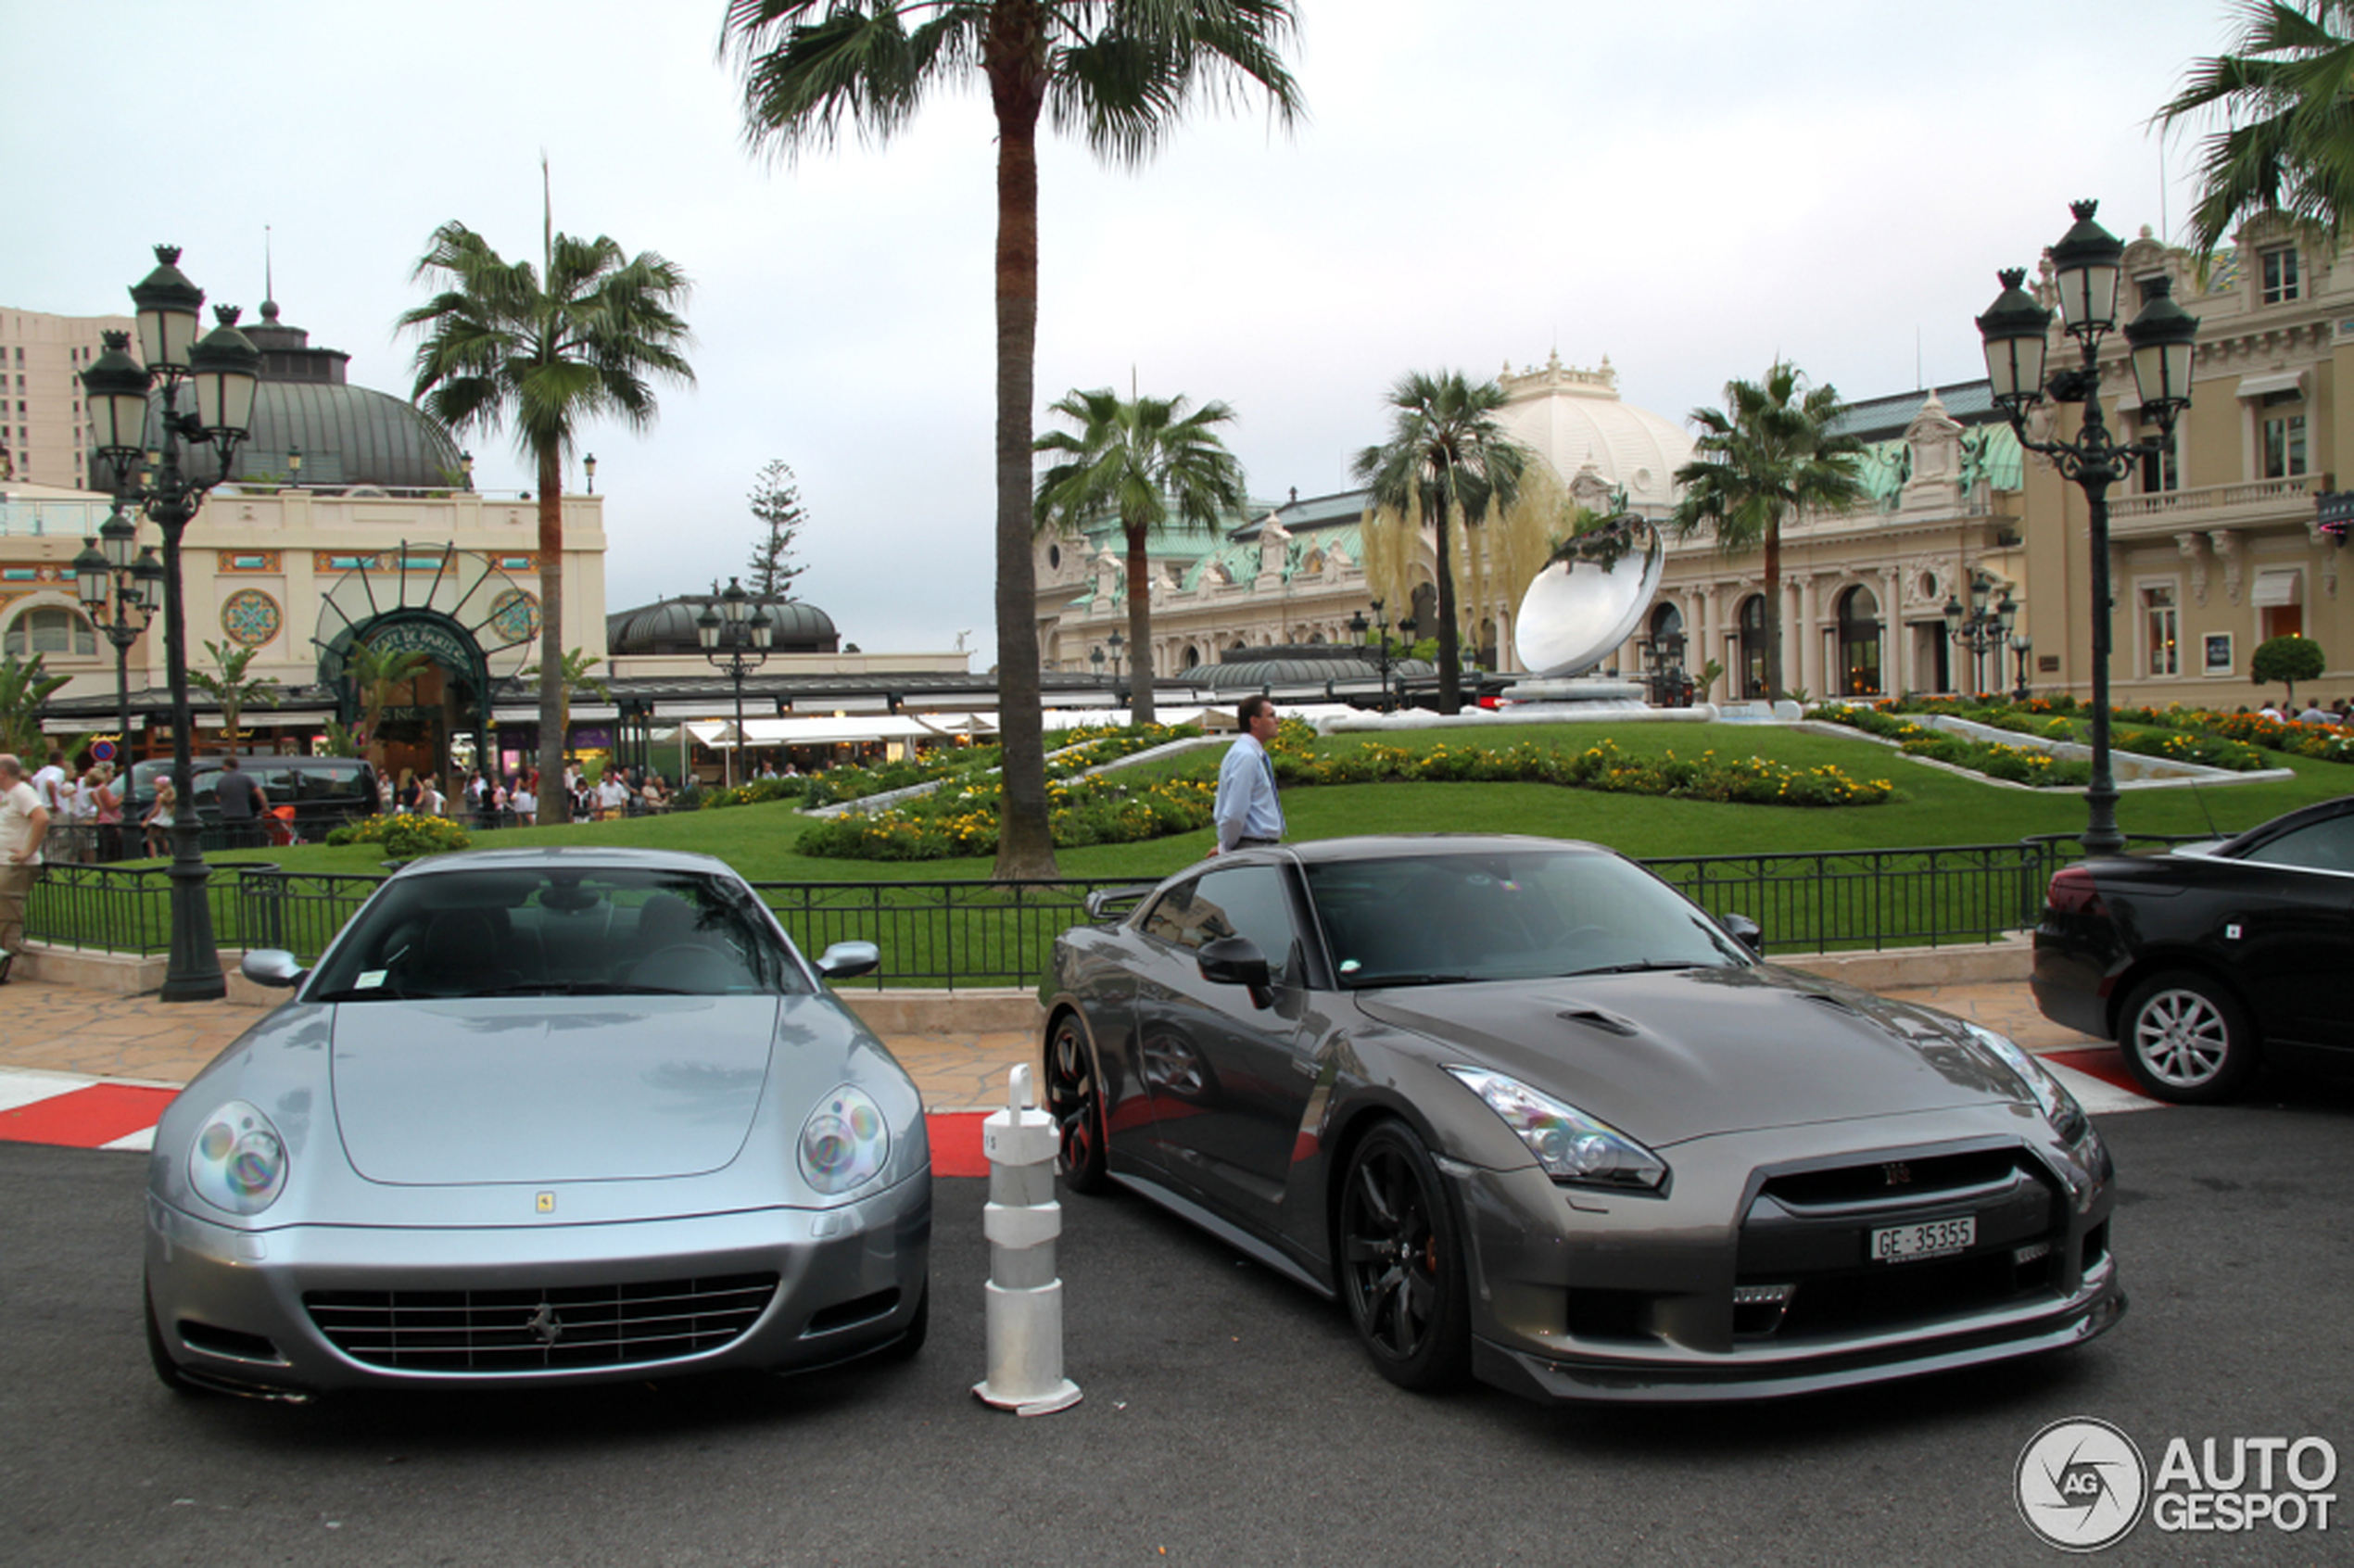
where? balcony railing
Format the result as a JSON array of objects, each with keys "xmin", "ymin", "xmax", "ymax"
[{"xmin": 2107, "ymin": 473, "xmax": 2326, "ymax": 525}]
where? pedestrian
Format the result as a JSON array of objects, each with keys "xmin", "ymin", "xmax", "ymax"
[
  {"xmin": 143, "ymin": 778, "xmax": 176, "ymax": 857},
  {"xmin": 417, "ymin": 774, "xmax": 446, "ymax": 816},
  {"xmin": 1212, "ymin": 695, "xmax": 1285, "ymax": 854},
  {"xmin": 89, "ymin": 764, "xmax": 123, "ymax": 863},
  {"xmin": 215, "ymin": 755, "xmax": 269, "ymax": 849},
  {"xmin": 595, "ymin": 770, "xmax": 631, "ymax": 820},
  {"xmin": 0, "ymin": 752, "xmax": 49, "ymax": 983}
]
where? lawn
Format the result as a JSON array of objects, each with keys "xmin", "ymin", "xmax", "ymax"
[{"xmin": 158, "ymin": 719, "xmax": 2354, "ymax": 885}]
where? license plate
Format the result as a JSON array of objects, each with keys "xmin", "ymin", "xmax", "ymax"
[{"xmin": 1869, "ymin": 1216, "xmax": 1975, "ymax": 1263}]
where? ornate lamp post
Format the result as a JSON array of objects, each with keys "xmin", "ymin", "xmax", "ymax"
[
  {"xmin": 2010, "ymin": 631, "xmax": 2035, "ymax": 702},
  {"xmin": 1106, "ymin": 628, "xmax": 1125, "ymax": 711},
  {"xmin": 71, "ymin": 509, "xmax": 163, "ymax": 775},
  {"xmin": 1942, "ymin": 566, "xmax": 2017, "ymax": 696},
  {"xmin": 1976, "ymin": 201, "xmax": 2199, "ymax": 854},
  {"xmin": 1348, "ymin": 600, "xmax": 1402, "ymax": 712},
  {"xmin": 80, "ymin": 253, "xmax": 261, "ymax": 1001},
  {"xmin": 696, "ymin": 577, "xmax": 771, "ymax": 789}
]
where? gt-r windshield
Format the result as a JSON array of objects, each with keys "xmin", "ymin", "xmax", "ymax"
[
  {"xmin": 1304, "ymin": 849, "xmax": 1753, "ymax": 987},
  {"xmin": 306, "ymin": 867, "xmax": 809, "ymax": 1001}
]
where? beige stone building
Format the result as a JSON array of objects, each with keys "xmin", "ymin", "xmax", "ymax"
[{"xmin": 0, "ymin": 307, "xmax": 132, "ymax": 491}]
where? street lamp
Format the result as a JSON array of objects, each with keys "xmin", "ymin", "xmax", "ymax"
[
  {"xmin": 72, "ymin": 507, "xmax": 162, "ymax": 797},
  {"xmin": 2010, "ymin": 631, "xmax": 2035, "ymax": 702},
  {"xmin": 1976, "ymin": 200, "xmax": 2198, "ymax": 854},
  {"xmin": 1941, "ymin": 567, "xmax": 2017, "ymax": 697},
  {"xmin": 696, "ymin": 576, "xmax": 772, "ymax": 789},
  {"xmin": 1348, "ymin": 600, "xmax": 1401, "ymax": 713},
  {"xmin": 80, "ymin": 255, "xmax": 261, "ymax": 1002},
  {"xmin": 1106, "ymin": 628, "xmax": 1125, "ymax": 710}
]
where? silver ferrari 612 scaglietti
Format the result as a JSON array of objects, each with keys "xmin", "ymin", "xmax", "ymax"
[
  {"xmin": 144, "ymin": 848, "xmax": 930, "ymax": 1400},
  {"xmin": 1041, "ymin": 835, "xmax": 2120, "ymax": 1403}
]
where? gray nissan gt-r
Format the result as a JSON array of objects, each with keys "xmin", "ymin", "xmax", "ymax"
[
  {"xmin": 144, "ymin": 848, "xmax": 930, "ymax": 1399},
  {"xmin": 1041, "ymin": 835, "xmax": 2120, "ymax": 1403}
]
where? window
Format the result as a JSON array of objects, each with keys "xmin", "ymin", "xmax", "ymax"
[
  {"xmin": 2262, "ymin": 245, "xmax": 2301, "ymax": 304},
  {"xmin": 2143, "ymin": 586, "xmax": 2179, "ymax": 677},
  {"xmin": 2241, "ymin": 815, "xmax": 2354, "ymax": 874},
  {"xmin": 2264, "ymin": 413, "xmax": 2308, "ymax": 477},
  {"xmin": 2138, "ymin": 433, "xmax": 2180, "ymax": 493},
  {"xmin": 2, "ymin": 607, "xmax": 96, "ymax": 658},
  {"xmin": 1141, "ymin": 865, "xmax": 1299, "ymax": 985}
]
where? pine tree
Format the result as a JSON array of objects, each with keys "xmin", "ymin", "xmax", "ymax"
[{"xmin": 746, "ymin": 459, "xmax": 807, "ymax": 599}]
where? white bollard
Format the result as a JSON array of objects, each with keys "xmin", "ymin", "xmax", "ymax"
[{"xmin": 971, "ymin": 1063, "xmax": 1082, "ymax": 1415}]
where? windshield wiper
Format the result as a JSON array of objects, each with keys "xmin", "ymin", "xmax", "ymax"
[
  {"xmin": 1573, "ymin": 959, "xmax": 1707, "ymax": 977},
  {"xmin": 1348, "ymin": 971, "xmax": 1477, "ymax": 987}
]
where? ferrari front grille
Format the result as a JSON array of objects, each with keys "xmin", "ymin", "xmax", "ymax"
[{"xmin": 305, "ymin": 1272, "xmax": 778, "ymax": 1372}]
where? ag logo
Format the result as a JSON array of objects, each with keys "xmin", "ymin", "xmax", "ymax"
[{"xmin": 2017, "ymin": 1417, "xmax": 2147, "ymax": 1551}]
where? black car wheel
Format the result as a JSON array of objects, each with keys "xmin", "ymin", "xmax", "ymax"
[
  {"xmin": 2120, "ymin": 971, "xmax": 2259, "ymax": 1104},
  {"xmin": 1044, "ymin": 1013, "xmax": 1109, "ymax": 1194},
  {"xmin": 1336, "ymin": 1121, "xmax": 1469, "ymax": 1392}
]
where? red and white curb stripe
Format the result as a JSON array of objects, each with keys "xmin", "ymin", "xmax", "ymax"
[
  {"xmin": 0, "ymin": 1069, "xmax": 179, "ymax": 1152},
  {"xmin": 0, "ymin": 1050, "xmax": 2160, "ymax": 1158}
]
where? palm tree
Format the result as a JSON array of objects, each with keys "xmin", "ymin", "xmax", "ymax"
[
  {"xmin": 1034, "ymin": 388, "xmax": 1247, "ymax": 726},
  {"xmin": 1670, "ymin": 362, "xmax": 1866, "ymax": 702},
  {"xmin": 722, "ymin": 0, "xmax": 1302, "ymax": 879},
  {"xmin": 345, "ymin": 640, "xmax": 432, "ymax": 774},
  {"xmin": 398, "ymin": 211, "xmax": 693, "ymax": 827},
  {"xmin": 192, "ymin": 641, "xmax": 281, "ymax": 747},
  {"xmin": 2158, "ymin": 1, "xmax": 2354, "ymax": 259},
  {"xmin": 1350, "ymin": 371, "xmax": 1529, "ymax": 714}
]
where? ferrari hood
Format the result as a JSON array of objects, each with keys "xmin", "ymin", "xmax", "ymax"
[
  {"xmin": 331, "ymin": 996, "xmax": 782, "ymax": 1184},
  {"xmin": 1356, "ymin": 965, "xmax": 2032, "ymax": 1146}
]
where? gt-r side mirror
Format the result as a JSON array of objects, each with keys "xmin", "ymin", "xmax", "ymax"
[
  {"xmin": 1197, "ymin": 935, "xmax": 1273, "ymax": 1007},
  {"xmin": 816, "ymin": 941, "xmax": 880, "ymax": 980},
  {"xmin": 1721, "ymin": 913, "xmax": 1764, "ymax": 955},
  {"xmin": 239, "ymin": 949, "xmax": 307, "ymax": 989}
]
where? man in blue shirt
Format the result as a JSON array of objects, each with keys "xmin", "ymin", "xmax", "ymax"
[{"xmin": 1213, "ymin": 696, "xmax": 1285, "ymax": 853}]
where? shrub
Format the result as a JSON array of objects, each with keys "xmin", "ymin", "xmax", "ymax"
[{"xmin": 323, "ymin": 814, "xmax": 473, "ymax": 858}]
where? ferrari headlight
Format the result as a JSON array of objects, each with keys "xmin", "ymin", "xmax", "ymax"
[
  {"xmin": 187, "ymin": 1100, "xmax": 288, "ymax": 1217},
  {"xmin": 1968, "ymin": 1023, "xmax": 2092, "ymax": 1146},
  {"xmin": 1444, "ymin": 1067, "xmax": 1667, "ymax": 1192},
  {"xmin": 799, "ymin": 1086, "xmax": 890, "ymax": 1195}
]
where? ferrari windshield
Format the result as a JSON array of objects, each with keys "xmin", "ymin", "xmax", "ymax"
[
  {"xmin": 307, "ymin": 866, "xmax": 807, "ymax": 1001},
  {"xmin": 1304, "ymin": 848, "xmax": 1752, "ymax": 987}
]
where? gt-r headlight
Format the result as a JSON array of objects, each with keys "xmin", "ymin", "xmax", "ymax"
[
  {"xmin": 188, "ymin": 1100, "xmax": 288, "ymax": 1217},
  {"xmin": 1444, "ymin": 1067, "xmax": 1668, "ymax": 1192},
  {"xmin": 1967, "ymin": 1023, "xmax": 2093, "ymax": 1146},
  {"xmin": 799, "ymin": 1086, "xmax": 890, "ymax": 1195}
]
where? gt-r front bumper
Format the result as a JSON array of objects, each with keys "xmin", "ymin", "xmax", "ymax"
[
  {"xmin": 1440, "ymin": 1105, "xmax": 2121, "ymax": 1403},
  {"xmin": 144, "ymin": 1171, "xmax": 930, "ymax": 1398}
]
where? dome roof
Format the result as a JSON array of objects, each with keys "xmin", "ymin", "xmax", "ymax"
[
  {"xmin": 1196, "ymin": 643, "xmax": 1432, "ymax": 691},
  {"xmin": 606, "ymin": 595, "xmax": 839, "ymax": 655},
  {"xmin": 1493, "ymin": 352, "xmax": 1693, "ymax": 511}
]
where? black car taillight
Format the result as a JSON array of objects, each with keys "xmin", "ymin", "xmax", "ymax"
[{"xmin": 2045, "ymin": 866, "xmax": 2106, "ymax": 918}]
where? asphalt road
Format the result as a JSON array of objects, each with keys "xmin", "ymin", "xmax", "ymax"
[{"xmin": 6, "ymin": 1094, "xmax": 2351, "ymax": 1568}]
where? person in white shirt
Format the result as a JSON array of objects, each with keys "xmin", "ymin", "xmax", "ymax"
[
  {"xmin": 0, "ymin": 753, "xmax": 50, "ymax": 980},
  {"xmin": 596, "ymin": 773, "xmax": 631, "ymax": 819},
  {"xmin": 511, "ymin": 783, "xmax": 538, "ymax": 817},
  {"xmin": 30, "ymin": 750, "xmax": 68, "ymax": 816}
]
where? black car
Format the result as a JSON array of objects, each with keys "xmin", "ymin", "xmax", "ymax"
[
  {"xmin": 2031, "ymin": 796, "xmax": 2354, "ymax": 1103},
  {"xmin": 1044, "ymin": 835, "xmax": 2118, "ymax": 1403},
  {"xmin": 126, "ymin": 753, "xmax": 380, "ymax": 844}
]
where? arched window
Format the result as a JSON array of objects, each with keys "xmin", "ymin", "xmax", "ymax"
[
  {"xmin": 3, "ymin": 605, "xmax": 95, "ymax": 658},
  {"xmin": 1836, "ymin": 585, "xmax": 1882, "ymax": 697}
]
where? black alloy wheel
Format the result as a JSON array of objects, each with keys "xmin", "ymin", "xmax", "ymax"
[
  {"xmin": 1044, "ymin": 1013, "xmax": 1109, "ymax": 1193},
  {"xmin": 2120, "ymin": 971, "xmax": 2260, "ymax": 1105},
  {"xmin": 1336, "ymin": 1121, "xmax": 1469, "ymax": 1391}
]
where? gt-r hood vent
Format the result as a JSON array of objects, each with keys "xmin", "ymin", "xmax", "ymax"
[
  {"xmin": 1359, "ymin": 967, "xmax": 2025, "ymax": 1145},
  {"xmin": 331, "ymin": 996, "xmax": 780, "ymax": 1184}
]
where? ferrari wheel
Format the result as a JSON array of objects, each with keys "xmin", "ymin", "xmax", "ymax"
[
  {"xmin": 1044, "ymin": 1013, "xmax": 1109, "ymax": 1194},
  {"xmin": 2120, "ymin": 971, "xmax": 2259, "ymax": 1105},
  {"xmin": 1337, "ymin": 1122, "xmax": 1469, "ymax": 1392}
]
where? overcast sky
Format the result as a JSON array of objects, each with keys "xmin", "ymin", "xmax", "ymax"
[{"xmin": 7, "ymin": 0, "xmax": 2240, "ymax": 663}]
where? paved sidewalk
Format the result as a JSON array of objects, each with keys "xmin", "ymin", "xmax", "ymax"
[{"xmin": 0, "ymin": 969, "xmax": 2105, "ymax": 1106}]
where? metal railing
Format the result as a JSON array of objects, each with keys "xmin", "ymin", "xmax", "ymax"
[{"xmin": 21, "ymin": 839, "xmax": 2170, "ymax": 989}]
